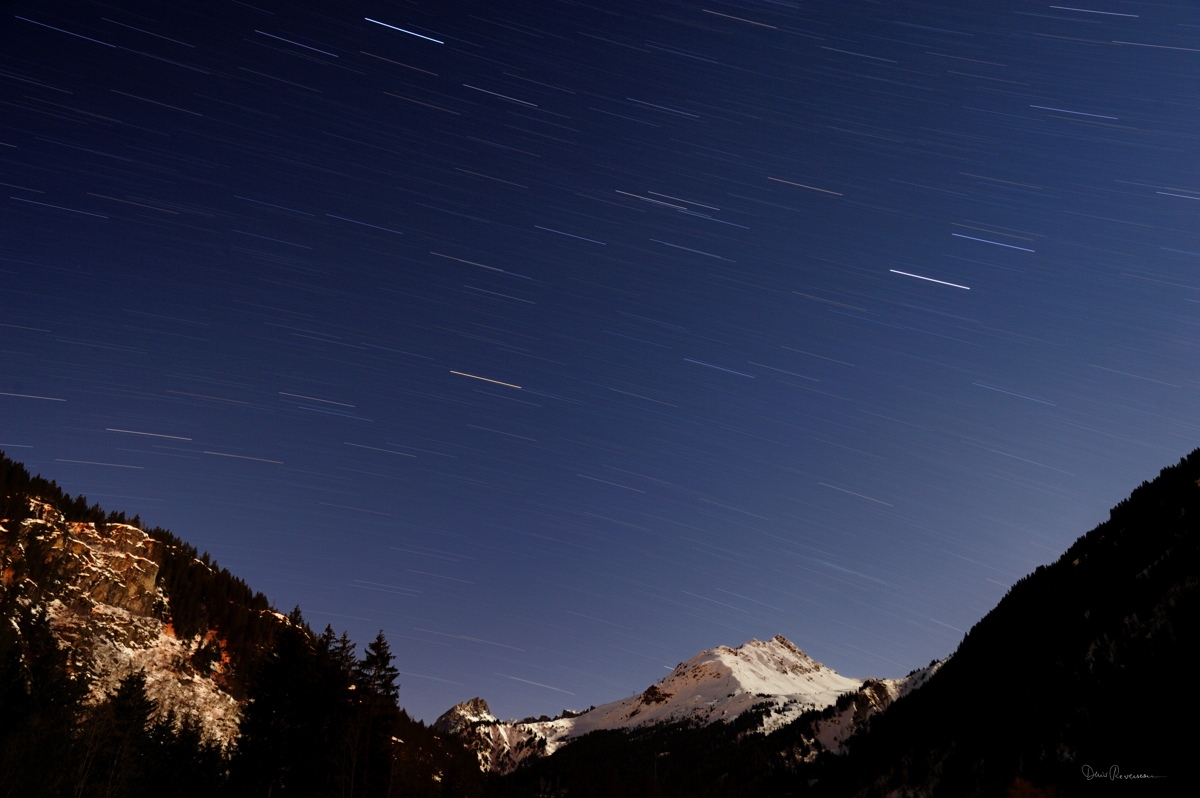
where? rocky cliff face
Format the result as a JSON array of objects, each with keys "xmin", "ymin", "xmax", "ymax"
[
  {"xmin": 433, "ymin": 696, "xmax": 498, "ymax": 735},
  {"xmin": 794, "ymin": 659, "xmax": 947, "ymax": 761},
  {"xmin": 1, "ymin": 499, "xmax": 241, "ymax": 745},
  {"xmin": 433, "ymin": 696, "xmax": 559, "ymax": 774}
]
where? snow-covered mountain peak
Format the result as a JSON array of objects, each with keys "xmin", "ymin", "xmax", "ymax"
[
  {"xmin": 617, "ymin": 634, "xmax": 861, "ymax": 731},
  {"xmin": 442, "ymin": 634, "xmax": 869, "ymax": 773},
  {"xmin": 673, "ymin": 634, "xmax": 835, "ymax": 689},
  {"xmin": 433, "ymin": 697, "xmax": 498, "ymax": 735}
]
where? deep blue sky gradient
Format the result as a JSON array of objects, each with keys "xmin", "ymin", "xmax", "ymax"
[{"xmin": 3, "ymin": 0, "xmax": 1199, "ymax": 723}]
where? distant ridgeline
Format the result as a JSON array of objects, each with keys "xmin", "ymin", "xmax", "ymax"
[
  {"xmin": 4, "ymin": 447, "xmax": 1197, "ymax": 798},
  {"xmin": 0, "ymin": 452, "xmax": 487, "ymax": 798}
]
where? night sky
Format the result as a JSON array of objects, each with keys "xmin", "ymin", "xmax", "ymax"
[{"xmin": 3, "ymin": 0, "xmax": 1199, "ymax": 724}]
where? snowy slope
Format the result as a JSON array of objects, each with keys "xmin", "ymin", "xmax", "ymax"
[
  {"xmin": 539, "ymin": 634, "xmax": 861, "ymax": 740},
  {"xmin": 437, "ymin": 634, "xmax": 872, "ymax": 773}
]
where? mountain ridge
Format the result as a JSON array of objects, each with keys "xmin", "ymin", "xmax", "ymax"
[{"xmin": 436, "ymin": 633, "xmax": 942, "ymax": 774}]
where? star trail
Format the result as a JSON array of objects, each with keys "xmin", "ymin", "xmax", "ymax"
[{"xmin": 3, "ymin": 0, "xmax": 1198, "ymax": 723}]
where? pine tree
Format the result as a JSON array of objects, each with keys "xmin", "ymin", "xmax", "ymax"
[
  {"xmin": 358, "ymin": 631, "xmax": 400, "ymax": 704},
  {"xmin": 330, "ymin": 630, "xmax": 358, "ymax": 678},
  {"xmin": 148, "ymin": 711, "xmax": 227, "ymax": 796},
  {"xmin": 73, "ymin": 671, "xmax": 158, "ymax": 798},
  {"xmin": 347, "ymin": 632, "xmax": 402, "ymax": 798},
  {"xmin": 232, "ymin": 625, "xmax": 319, "ymax": 794},
  {"xmin": 287, "ymin": 604, "xmax": 314, "ymax": 638},
  {"xmin": 317, "ymin": 624, "xmax": 337, "ymax": 652},
  {"xmin": 0, "ymin": 599, "xmax": 85, "ymax": 798}
]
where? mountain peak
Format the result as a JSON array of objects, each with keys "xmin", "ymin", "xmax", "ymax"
[
  {"xmin": 656, "ymin": 634, "xmax": 853, "ymax": 711},
  {"xmin": 439, "ymin": 633, "xmax": 867, "ymax": 772},
  {"xmin": 720, "ymin": 634, "xmax": 812, "ymax": 664},
  {"xmin": 433, "ymin": 696, "xmax": 497, "ymax": 735}
]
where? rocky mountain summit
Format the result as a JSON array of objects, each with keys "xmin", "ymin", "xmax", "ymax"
[
  {"xmin": 436, "ymin": 634, "xmax": 943, "ymax": 773},
  {"xmin": 433, "ymin": 696, "xmax": 501, "ymax": 736}
]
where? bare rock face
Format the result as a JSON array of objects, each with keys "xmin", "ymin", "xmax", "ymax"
[
  {"xmin": 1, "ymin": 499, "xmax": 241, "ymax": 746},
  {"xmin": 640, "ymin": 684, "xmax": 672, "ymax": 705},
  {"xmin": 55, "ymin": 521, "xmax": 163, "ymax": 615},
  {"xmin": 794, "ymin": 659, "xmax": 949, "ymax": 762},
  {"xmin": 434, "ymin": 697, "xmax": 554, "ymax": 773},
  {"xmin": 434, "ymin": 696, "xmax": 497, "ymax": 735}
]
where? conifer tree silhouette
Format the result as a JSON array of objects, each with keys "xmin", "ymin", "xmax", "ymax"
[{"xmin": 358, "ymin": 631, "xmax": 400, "ymax": 704}]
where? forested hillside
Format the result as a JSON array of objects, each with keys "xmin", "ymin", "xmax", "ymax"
[
  {"xmin": 805, "ymin": 451, "xmax": 1199, "ymax": 797},
  {"xmin": 0, "ymin": 451, "xmax": 486, "ymax": 797}
]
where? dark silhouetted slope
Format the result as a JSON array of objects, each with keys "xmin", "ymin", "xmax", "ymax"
[{"xmin": 812, "ymin": 451, "xmax": 1200, "ymax": 798}]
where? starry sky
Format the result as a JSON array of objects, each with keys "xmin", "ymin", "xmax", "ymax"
[{"xmin": 3, "ymin": 0, "xmax": 1199, "ymax": 723}]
